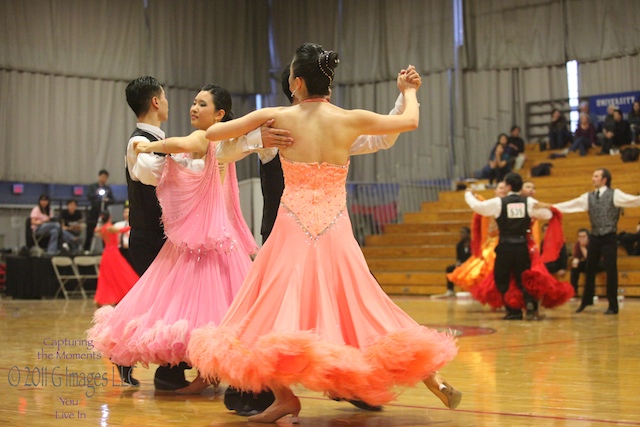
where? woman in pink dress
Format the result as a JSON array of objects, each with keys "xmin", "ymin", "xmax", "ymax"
[
  {"xmin": 87, "ymin": 85, "xmax": 257, "ymax": 393},
  {"xmin": 93, "ymin": 211, "xmax": 138, "ymax": 307},
  {"xmin": 179, "ymin": 43, "xmax": 460, "ymax": 423}
]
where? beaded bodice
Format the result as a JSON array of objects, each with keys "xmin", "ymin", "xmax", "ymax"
[{"xmin": 280, "ymin": 155, "xmax": 349, "ymax": 240}]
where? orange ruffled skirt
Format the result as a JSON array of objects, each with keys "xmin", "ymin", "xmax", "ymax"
[{"xmin": 188, "ymin": 206, "xmax": 458, "ymax": 406}]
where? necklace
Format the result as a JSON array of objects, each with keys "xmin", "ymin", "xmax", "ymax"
[{"xmin": 300, "ymin": 97, "xmax": 329, "ymax": 104}]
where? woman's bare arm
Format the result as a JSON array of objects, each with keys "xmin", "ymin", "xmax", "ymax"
[{"xmin": 136, "ymin": 130, "xmax": 209, "ymax": 155}]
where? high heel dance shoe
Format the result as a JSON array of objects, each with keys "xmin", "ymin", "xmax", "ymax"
[
  {"xmin": 425, "ymin": 374, "xmax": 462, "ymax": 410},
  {"xmin": 247, "ymin": 396, "xmax": 301, "ymax": 424}
]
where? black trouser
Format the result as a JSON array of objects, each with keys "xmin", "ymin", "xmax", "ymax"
[
  {"xmin": 445, "ymin": 265, "xmax": 456, "ymax": 291},
  {"xmin": 84, "ymin": 219, "xmax": 98, "ymax": 251},
  {"xmin": 618, "ymin": 232, "xmax": 640, "ymax": 255},
  {"xmin": 583, "ymin": 233, "xmax": 618, "ymax": 311},
  {"xmin": 570, "ymin": 261, "xmax": 587, "ymax": 295},
  {"xmin": 129, "ymin": 228, "xmax": 166, "ymax": 276},
  {"xmin": 494, "ymin": 242, "xmax": 534, "ymax": 313}
]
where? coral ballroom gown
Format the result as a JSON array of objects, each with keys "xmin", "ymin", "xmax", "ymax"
[{"xmin": 188, "ymin": 156, "xmax": 458, "ymax": 406}]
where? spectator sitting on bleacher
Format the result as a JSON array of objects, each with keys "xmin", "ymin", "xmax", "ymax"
[
  {"xmin": 570, "ymin": 229, "xmax": 605, "ymax": 296},
  {"xmin": 618, "ymin": 221, "xmax": 640, "ymax": 256},
  {"xmin": 628, "ymin": 101, "xmax": 640, "ymax": 144},
  {"xmin": 548, "ymin": 109, "xmax": 571, "ymax": 150},
  {"xmin": 597, "ymin": 104, "xmax": 616, "ymax": 152},
  {"xmin": 30, "ymin": 194, "xmax": 77, "ymax": 255},
  {"xmin": 507, "ymin": 125, "xmax": 526, "ymax": 169},
  {"xmin": 563, "ymin": 113, "xmax": 597, "ymax": 157},
  {"xmin": 486, "ymin": 134, "xmax": 511, "ymax": 186},
  {"xmin": 438, "ymin": 226, "xmax": 472, "ymax": 298},
  {"xmin": 601, "ymin": 108, "xmax": 632, "ymax": 155},
  {"xmin": 60, "ymin": 199, "xmax": 83, "ymax": 250},
  {"xmin": 579, "ymin": 101, "xmax": 598, "ymax": 131}
]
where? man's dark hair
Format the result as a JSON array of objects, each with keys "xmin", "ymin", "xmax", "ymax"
[
  {"xmin": 461, "ymin": 226, "xmax": 471, "ymax": 236},
  {"xmin": 125, "ymin": 76, "xmax": 163, "ymax": 117},
  {"xmin": 510, "ymin": 125, "xmax": 520, "ymax": 133},
  {"xmin": 66, "ymin": 199, "xmax": 78, "ymax": 206},
  {"xmin": 577, "ymin": 228, "xmax": 589, "ymax": 235},
  {"xmin": 596, "ymin": 168, "xmax": 612, "ymax": 187},
  {"xmin": 98, "ymin": 169, "xmax": 109, "ymax": 177},
  {"xmin": 504, "ymin": 172, "xmax": 523, "ymax": 192}
]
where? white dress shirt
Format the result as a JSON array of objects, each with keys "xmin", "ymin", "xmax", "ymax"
[
  {"xmin": 215, "ymin": 94, "xmax": 407, "ymax": 164},
  {"xmin": 464, "ymin": 191, "xmax": 552, "ymax": 220},
  {"xmin": 553, "ymin": 186, "xmax": 640, "ymax": 213},
  {"xmin": 127, "ymin": 123, "xmax": 257, "ymax": 186}
]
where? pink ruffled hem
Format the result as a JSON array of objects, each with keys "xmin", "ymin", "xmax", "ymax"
[
  {"xmin": 187, "ymin": 325, "xmax": 458, "ymax": 406},
  {"xmin": 88, "ymin": 306, "xmax": 193, "ymax": 367}
]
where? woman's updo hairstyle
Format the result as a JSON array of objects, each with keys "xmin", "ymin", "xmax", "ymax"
[
  {"xmin": 292, "ymin": 42, "xmax": 339, "ymax": 97},
  {"xmin": 201, "ymin": 84, "xmax": 234, "ymax": 122}
]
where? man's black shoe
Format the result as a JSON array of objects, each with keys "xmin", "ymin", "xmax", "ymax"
[
  {"xmin": 503, "ymin": 312, "xmax": 523, "ymax": 320},
  {"xmin": 575, "ymin": 303, "xmax": 591, "ymax": 313},
  {"xmin": 604, "ymin": 309, "xmax": 618, "ymax": 315},
  {"xmin": 154, "ymin": 364, "xmax": 190, "ymax": 390},
  {"xmin": 117, "ymin": 365, "xmax": 139, "ymax": 387},
  {"xmin": 154, "ymin": 377, "xmax": 190, "ymax": 390},
  {"xmin": 347, "ymin": 399, "xmax": 383, "ymax": 411},
  {"xmin": 331, "ymin": 396, "xmax": 383, "ymax": 411}
]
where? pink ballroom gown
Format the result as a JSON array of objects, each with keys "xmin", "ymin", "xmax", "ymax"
[
  {"xmin": 87, "ymin": 142, "xmax": 256, "ymax": 367},
  {"xmin": 188, "ymin": 156, "xmax": 458, "ymax": 406},
  {"xmin": 93, "ymin": 222, "xmax": 138, "ymax": 306}
]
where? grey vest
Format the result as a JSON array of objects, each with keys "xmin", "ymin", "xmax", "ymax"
[{"xmin": 588, "ymin": 188, "xmax": 620, "ymax": 236}]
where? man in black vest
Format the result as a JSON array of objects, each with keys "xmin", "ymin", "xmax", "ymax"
[
  {"xmin": 465, "ymin": 173, "xmax": 552, "ymax": 320},
  {"xmin": 554, "ymin": 168, "xmax": 640, "ymax": 314},
  {"xmin": 122, "ymin": 76, "xmax": 178, "ymax": 389}
]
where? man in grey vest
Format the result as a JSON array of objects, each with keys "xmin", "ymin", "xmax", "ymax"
[{"xmin": 554, "ymin": 168, "xmax": 640, "ymax": 314}]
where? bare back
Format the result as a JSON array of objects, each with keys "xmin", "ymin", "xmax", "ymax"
[{"xmin": 273, "ymin": 102, "xmax": 362, "ymax": 165}]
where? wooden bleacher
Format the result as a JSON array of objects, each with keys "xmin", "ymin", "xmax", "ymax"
[{"xmin": 364, "ymin": 144, "xmax": 640, "ymax": 297}]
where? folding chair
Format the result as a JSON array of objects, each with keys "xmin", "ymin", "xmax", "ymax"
[
  {"xmin": 73, "ymin": 255, "xmax": 100, "ymax": 298},
  {"xmin": 51, "ymin": 256, "xmax": 80, "ymax": 299},
  {"xmin": 26, "ymin": 217, "xmax": 50, "ymax": 257}
]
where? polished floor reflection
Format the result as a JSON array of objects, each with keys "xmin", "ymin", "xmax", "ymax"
[{"xmin": 1, "ymin": 296, "xmax": 639, "ymax": 426}]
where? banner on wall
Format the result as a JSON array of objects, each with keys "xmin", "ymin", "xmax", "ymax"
[{"xmin": 589, "ymin": 91, "xmax": 640, "ymax": 127}]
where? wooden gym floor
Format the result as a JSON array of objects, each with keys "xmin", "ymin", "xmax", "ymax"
[{"xmin": 1, "ymin": 296, "xmax": 639, "ymax": 427}]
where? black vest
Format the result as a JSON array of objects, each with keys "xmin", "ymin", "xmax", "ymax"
[
  {"xmin": 126, "ymin": 128, "xmax": 164, "ymax": 231},
  {"xmin": 259, "ymin": 155, "xmax": 285, "ymax": 241},
  {"xmin": 588, "ymin": 187, "xmax": 620, "ymax": 236},
  {"xmin": 496, "ymin": 194, "xmax": 531, "ymax": 244}
]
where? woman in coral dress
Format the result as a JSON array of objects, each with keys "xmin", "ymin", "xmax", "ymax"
[
  {"xmin": 178, "ymin": 44, "xmax": 460, "ymax": 423},
  {"xmin": 87, "ymin": 85, "xmax": 256, "ymax": 392},
  {"xmin": 93, "ymin": 211, "xmax": 138, "ymax": 307}
]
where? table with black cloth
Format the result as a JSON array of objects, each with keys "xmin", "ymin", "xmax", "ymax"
[{"xmin": 5, "ymin": 255, "xmax": 96, "ymax": 299}]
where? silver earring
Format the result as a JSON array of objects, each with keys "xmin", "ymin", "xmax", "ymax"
[{"xmin": 291, "ymin": 89, "xmax": 296, "ymax": 98}]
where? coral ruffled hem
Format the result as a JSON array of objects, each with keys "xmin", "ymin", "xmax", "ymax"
[{"xmin": 187, "ymin": 325, "xmax": 458, "ymax": 406}]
